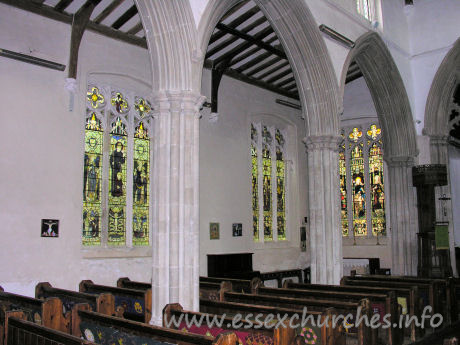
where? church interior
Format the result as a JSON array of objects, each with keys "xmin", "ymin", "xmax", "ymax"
[{"xmin": 1, "ymin": 0, "xmax": 460, "ymax": 344}]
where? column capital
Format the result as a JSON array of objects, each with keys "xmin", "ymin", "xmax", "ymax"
[
  {"xmin": 385, "ymin": 155, "xmax": 416, "ymax": 167},
  {"xmin": 153, "ymin": 91, "xmax": 206, "ymax": 117},
  {"xmin": 303, "ymin": 135, "xmax": 342, "ymax": 152}
]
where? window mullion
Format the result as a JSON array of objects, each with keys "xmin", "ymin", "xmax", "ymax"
[
  {"xmin": 271, "ymin": 126, "xmax": 277, "ymax": 242},
  {"xmin": 101, "ymin": 110, "xmax": 111, "ymax": 247},
  {"xmin": 346, "ymin": 130, "xmax": 354, "ymax": 241},
  {"xmin": 125, "ymin": 108, "xmax": 134, "ymax": 248},
  {"xmin": 257, "ymin": 123, "xmax": 264, "ymax": 243},
  {"xmin": 364, "ymin": 136, "xmax": 372, "ymax": 239}
]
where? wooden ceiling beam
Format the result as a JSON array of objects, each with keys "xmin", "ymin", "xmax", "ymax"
[
  {"xmin": 212, "ymin": 26, "xmax": 273, "ymax": 65},
  {"xmin": 111, "ymin": 4, "xmax": 137, "ymax": 29},
  {"xmin": 235, "ymin": 51, "xmax": 272, "ymax": 73},
  {"xmin": 0, "ymin": 0, "xmax": 147, "ymax": 49},
  {"xmin": 209, "ymin": 5, "xmax": 261, "ymax": 45},
  {"xmin": 54, "ymin": 0, "xmax": 73, "ymax": 12},
  {"xmin": 227, "ymin": 36, "xmax": 277, "ymax": 67},
  {"xmin": 206, "ymin": 16, "xmax": 267, "ymax": 59},
  {"xmin": 216, "ymin": 22, "xmax": 286, "ymax": 59},
  {"xmin": 276, "ymin": 76, "xmax": 296, "ymax": 88},
  {"xmin": 225, "ymin": 68, "xmax": 299, "ymax": 100},
  {"xmin": 220, "ymin": 0, "xmax": 250, "ymax": 22},
  {"xmin": 93, "ymin": 0, "xmax": 124, "ymax": 24},
  {"xmin": 265, "ymin": 68, "xmax": 292, "ymax": 84},
  {"xmin": 126, "ymin": 22, "xmax": 143, "ymax": 35},
  {"xmin": 68, "ymin": 0, "xmax": 101, "ymax": 78},
  {"xmin": 249, "ymin": 58, "xmax": 287, "ymax": 78}
]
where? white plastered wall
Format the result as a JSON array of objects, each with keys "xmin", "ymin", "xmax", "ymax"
[
  {"xmin": 199, "ymin": 69, "xmax": 309, "ymax": 276},
  {"xmin": 0, "ymin": 4, "xmax": 153, "ymax": 296}
]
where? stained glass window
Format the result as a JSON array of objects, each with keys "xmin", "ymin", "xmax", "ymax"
[
  {"xmin": 356, "ymin": 0, "xmax": 372, "ymax": 21},
  {"xmin": 251, "ymin": 123, "xmax": 288, "ymax": 243},
  {"xmin": 341, "ymin": 124, "xmax": 386, "ymax": 238},
  {"xmin": 339, "ymin": 147, "xmax": 348, "ymax": 237},
  {"xmin": 351, "ymin": 144, "xmax": 366, "ymax": 236},
  {"xmin": 369, "ymin": 143, "xmax": 385, "ymax": 236},
  {"xmin": 262, "ymin": 128, "xmax": 273, "ymax": 241},
  {"xmin": 83, "ymin": 113, "xmax": 103, "ymax": 246},
  {"xmin": 82, "ymin": 85, "xmax": 152, "ymax": 248},
  {"xmin": 133, "ymin": 123, "xmax": 150, "ymax": 246},
  {"xmin": 251, "ymin": 124, "xmax": 259, "ymax": 242},
  {"xmin": 276, "ymin": 129, "xmax": 286, "ymax": 241},
  {"xmin": 108, "ymin": 117, "xmax": 127, "ymax": 246}
]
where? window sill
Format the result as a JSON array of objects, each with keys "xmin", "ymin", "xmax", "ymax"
[
  {"xmin": 82, "ymin": 246, "xmax": 152, "ymax": 259},
  {"xmin": 342, "ymin": 236, "xmax": 388, "ymax": 246}
]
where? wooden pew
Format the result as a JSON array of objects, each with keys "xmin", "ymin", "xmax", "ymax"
[
  {"xmin": 6, "ymin": 315, "xmax": 96, "ymax": 345},
  {"xmin": 164, "ymin": 303, "xmax": 296, "ymax": 345},
  {"xmin": 199, "ymin": 282, "xmax": 233, "ymax": 301},
  {"xmin": 344, "ymin": 275, "xmax": 448, "ymax": 323},
  {"xmin": 117, "ymin": 277, "xmax": 150, "ymax": 290},
  {"xmin": 260, "ymin": 269, "xmax": 303, "ymax": 288},
  {"xmin": 200, "ymin": 298, "xmax": 344, "ymax": 345},
  {"xmin": 342, "ymin": 276, "xmax": 440, "ymax": 336},
  {"xmin": 117, "ymin": 277, "xmax": 234, "ymax": 303},
  {"xmin": 0, "ymin": 290, "xmax": 68, "ymax": 334},
  {"xmin": 259, "ymin": 284, "xmax": 402, "ymax": 345},
  {"xmin": 221, "ymin": 291, "xmax": 371, "ymax": 345},
  {"xmin": 200, "ymin": 276, "xmax": 263, "ymax": 293},
  {"xmin": 0, "ymin": 309, "xmax": 26, "ymax": 345},
  {"xmin": 73, "ymin": 308, "xmax": 238, "ymax": 345},
  {"xmin": 36, "ymin": 282, "xmax": 122, "ymax": 319},
  {"xmin": 287, "ymin": 280, "xmax": 420, "ymax": 342},
  {"xmin": 79, "ymin": 280, "xmax": 151, "ymax": 323}
]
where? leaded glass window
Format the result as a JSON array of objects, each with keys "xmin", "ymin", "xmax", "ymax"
[
  {"xmin": 356, "ymin": 0, "xmax": 373, "ymax": 21},
  {"xmin": 251, "ymin": 123, "xmax": 288, "ymax": 243},
  {"xmin": 82, "ymin": 85, "xmax": 153, "ymax": 247},
  {"xmin": 340, "ymin": 123, "xmax": 386, "ymax": 239}
]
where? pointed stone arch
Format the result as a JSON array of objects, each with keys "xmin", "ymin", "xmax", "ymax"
[
  {"xmin": 340, "ymin": 31, "xmax": 418, "ymax": 275},
  {"xmin": 134, "ymin": 0, "xmax": 204, "ymax": 324},
  {"xmin": 340, "ymin": 31, "xmax": 417, "ymax": 159},
  {"xmin": 197, "ymin": 0, "xmax": 341, "ymax": 137},
  {"xmin": 135, "ymin": 0, "xmax": 200, "ymax": 92},
  {"xmin": 198, "ymin": 0, "xmax": 343, "ymax": 284},
  {"xmin": 424, "ymin": 38, "xmax": 460, "ymax": 164}
]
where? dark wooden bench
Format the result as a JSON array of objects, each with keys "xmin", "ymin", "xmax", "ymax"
[
  {"xmin": 260, "ymin": 269, "xmax": 303, "ymax": 288},
  {"xmin": 259, "ymin": 283, "xmax": 402, "ymax": 345},
  {"xmin": 6, "ymin": 315, "xmax": 96, "ymax": 345},
  {"xmin": 73, "ymin": 308, "xmax": 238, "ymax": 345},
  {"xmin": 79, "ymin": 280, "xmax": 151, "ymax": 323},
  {"xmin": 199, "ymin": 276, "xmax": 263, "ymax": 293},
  {"xmin": 36, "ymin": 282, "xmax": 122, "ymax": 319},
  {"xmin": 0, "ymin": 290, "xmax": 68, "ymax": 337},
  {"xmin": 288, "ymin": 280, "xmax": 420, "ymax": 342},
  {"xmin": 222, "ymin": 291, "xmax": 371, "ymax": 345},
  {"xmin": 117, "ymin": 277, "xmax": 150, "ymax": 290},
  {"xmin": 164, "ymin": 303, "xmax": 296, "ymax": 345},
  {"xmin": 199, "ymin": 298, "xmax": 344, "ymax": 345},
  {"xmin": 345, "ymin": 275, "xmax": 448, "ymax": 323}
]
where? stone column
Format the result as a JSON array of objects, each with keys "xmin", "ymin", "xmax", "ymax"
[
  {"xmin": 386, "ymin": 156, "xmax": 418, "ymax": 276},
  {"xmin": 305, "ymin": 135, "xmax": 342, "ymax": 284},
  {"xmin": 151, "ymin": 91, "xmax": 205, "ymax": 325}
]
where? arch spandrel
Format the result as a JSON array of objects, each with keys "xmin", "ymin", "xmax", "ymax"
[
  {"xmin": 135, "ymin": 0, "xmax": 200, "ymax": 92},
  {"xmin": 424, "ymin": 38, "xmax": 460, "ymax": 140},
  {"xmin": 340, "ymin": 31, "xmax": 418, "ymax": 160},
  {"xmin": 197, "ymin": 0, "xmax": 341, "ymax": 137}
]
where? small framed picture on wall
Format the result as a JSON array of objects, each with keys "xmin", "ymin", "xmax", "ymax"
[
  {"xmin": 232, "ymin": 223, "xmax": 242, "ymax": 237},
  {"xmin": 210, "ymin": 222, "xmax": 220, "ymax": 240},
  {"xmin": 300, "ymin": 226, "xmax": 306, "ymax": 252},
  {"xmin": 41, "ymin": 219, "xmax": 59, "ymax": 237}
]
